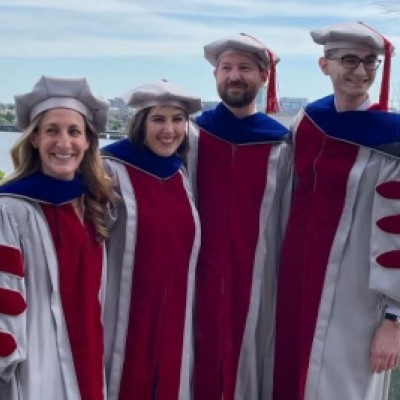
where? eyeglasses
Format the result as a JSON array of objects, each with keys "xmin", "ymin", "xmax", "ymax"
[{"xmin": 327, "ymin": 55, "xmax": 382, "ymax": 71}]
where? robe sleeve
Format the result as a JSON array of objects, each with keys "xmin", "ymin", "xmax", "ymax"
[
  {"xmin": 370, "ymin": 177, "xmax": 400, "ymax": 308},
  {"xmin": 0, "ymin": 202, "xmax": 27, "ymax": 386},
  {"xmin": 101, "ymin": 160, "xmax": 137, "ymax": 393}
]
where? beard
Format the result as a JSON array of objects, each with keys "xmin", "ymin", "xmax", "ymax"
[{"xmin": 217, "ymin": 81, "xmax": 259, "ymax": 108}]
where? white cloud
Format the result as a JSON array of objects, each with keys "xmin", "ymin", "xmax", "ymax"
[
  {"xmin": 1, "ymin": 0, "xmax": 399, "ymax": 105},
  {"xmin": 1, "ymin": 0, "xmax": 394, "ymax": 59},
  {"xmin": 0, "ymin": 0, "xmax": 388, "ymax": 18}
]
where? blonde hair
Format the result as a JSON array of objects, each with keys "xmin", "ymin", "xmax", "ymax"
[{"xmin": 3, "ymin": 111, "xmax": 114, "ymax": 242}]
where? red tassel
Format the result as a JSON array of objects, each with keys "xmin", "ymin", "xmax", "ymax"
[
  {"xmin": 360, "ymin": 22, "xmax": 392, "ymax": 111},
  {"xmin": 265, "ymin": 49, "xmax": 280, "ymax": 114},
  {"xmin": 379, "ymin": 38, "xmax": 391, "ymax": 111}
]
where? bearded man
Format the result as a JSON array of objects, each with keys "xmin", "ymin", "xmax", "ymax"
[{"xmin": 187, "ymin": 33, "xmax": 291, "ymax": 400}]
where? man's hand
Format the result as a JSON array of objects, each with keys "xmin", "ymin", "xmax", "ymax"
[{"xmin": 369, "ymin": 319, "xmax": 400, "ymax": 373}]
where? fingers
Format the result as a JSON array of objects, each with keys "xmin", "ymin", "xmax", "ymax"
[{"xmin": 370, "ymin": 353, "xmax": 399, "ymax": 373}]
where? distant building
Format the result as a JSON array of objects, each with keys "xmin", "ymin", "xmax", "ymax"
[
  {"xmin": 257, "ymin": 87, "xmax": 307, "ymax": 116},
  {"xmin": 279, "ymin": 97, "xmax": 308, "ymax": 115},
  {"xmin": 256, "ymin": 85, "xmax": 266, "ymax": 112},
  {"xmin": 201, "ymin": 101, "xmax": 219, "ymax": 112}
]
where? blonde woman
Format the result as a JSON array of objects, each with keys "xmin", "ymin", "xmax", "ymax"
[{"xmin": 0, "ymin": 75, "xmax": 113, "ymax": 400}]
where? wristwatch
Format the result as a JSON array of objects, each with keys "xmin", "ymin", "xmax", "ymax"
[{"xmin": 384, "ymin": 313, "xmax": 400, "ymax": 327}]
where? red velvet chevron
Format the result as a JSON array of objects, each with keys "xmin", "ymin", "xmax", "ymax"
[
  {"xmin": 0, "ymin": 332, "xmax": 17, "ymax": 357},
  {"xmin": 376, "ymin": 181, "xmax": 400, "ymax": 268},
  {"xmin": 0, "ymin": 245, "xmax": 24, "ymax": 277},
  {"xmin": 0, "ymin": 244, "xmax": 25, "ymax": 357}
]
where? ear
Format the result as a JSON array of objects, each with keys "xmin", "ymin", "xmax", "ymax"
[
  {"xmin": 30, "ymin": 133, "xmax": 38, "ymax": 148},
  {"xmin": 213, "ymin": 68, "xmax": 217, "ymax": 79},
  {"xmin": 319, "ymin": 57, "xmax": 330, "ymax": 76},
  {"xmin": 84, "ymin": 135, "xmax": 90, "ymax": 152},
  {"xmin": 260, "ymin": 69, "xmax": 269, "ymax": 85}
]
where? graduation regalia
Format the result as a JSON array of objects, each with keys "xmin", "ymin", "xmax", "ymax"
[
  {"xmin": 102, "ymin": 139, "xmax": 200, "ymax": 400},
  {"xmin": 273, "ymin": 95, "xmax": 400, "ymax": 400},
  {"xmin": 0, "ymin": 172, "xmax": 106, "ymax": 400},
  {"xmin": 188, "ymin": 103, "xmax": 292, "ymax": 400}
]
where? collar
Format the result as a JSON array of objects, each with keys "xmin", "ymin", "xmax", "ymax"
[
  {"xmin": 101, "ymin": 138, "xmax": 182, "ymax": 179},
  {"xmin": 0, "ymin": 172, "xmax": 85, "ymax": 204},
  {"xmin": 195, "ymin": 102, "xmax": 289, "ymax": 144},
  {"xmin": 333, "ymin": 96, "xmax": 372, "ymax": 112},
  {"xmin": 305, "ymin": 95, "xmax": 400, "ymax": 152}
]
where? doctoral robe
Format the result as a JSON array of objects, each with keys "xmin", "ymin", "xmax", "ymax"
[
  {"xmin": 273, "ymin": 95, "xmax": 400, "ymax": 400},
  {"xmin": 0, "ymin": 172, "xmax": 106, "ymax": 400},
  {"xmin": 188, "ymin": 103, "xmax": 292, "ymax": 400},
  {"xmin": 102, "ymin": 139, "xmax": 200, "ymax": 400}
]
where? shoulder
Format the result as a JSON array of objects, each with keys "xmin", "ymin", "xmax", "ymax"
[
  {"xmin": 0, "ymin": 195, "xmax": 38, "ymax": 215},
  {"xmin": 304, "ymin": 95, "xmax": 335, "ymax": 114},
  {"xmin": 102, "ymin": 156, "xmax": 128, "ymax": 180},
  {"xmin": 0, "ymin": 196, "xmax": 40, "ymax": 237}
]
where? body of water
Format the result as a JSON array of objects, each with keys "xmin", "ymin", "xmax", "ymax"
[{"xmin": 0, "ymin": 131, "xmax": 116, "ymax": 176}]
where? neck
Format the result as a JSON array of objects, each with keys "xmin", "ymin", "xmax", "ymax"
[
  {"xmin": 223, "ymin": 102, "xmax": 257, "ymax": 119},
  {"xmin": 334, "ymin": 93, "xmax": 369, "ymax": 112}
]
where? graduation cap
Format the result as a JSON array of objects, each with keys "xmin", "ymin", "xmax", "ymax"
[
  {"xmin": 121, "ymin": 79, "xmax": 201, "ymax": 115},
  {"xmin": 15, "ymin": 75, "xmax": 109, "ymax": 132}
]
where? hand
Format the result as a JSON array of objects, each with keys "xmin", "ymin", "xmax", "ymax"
[{"xmin": 369, "ymin": 319, "xmax": 400, "ymax": 373}]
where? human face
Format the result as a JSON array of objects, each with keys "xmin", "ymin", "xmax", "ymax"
[
  {"xmin": 214, "ymin": 52, "xmax": 268, "ymax": 110},
  {"xmin": 31, "ymin": 108, "xmax": 89, "ymax": 180},
  {"xmin": 144, "ymin": 106, "xmax": 187, "ymax": 157},
  {"xmin": 319, "ymin": 48, "xmax": 378, "ymax": 110}
]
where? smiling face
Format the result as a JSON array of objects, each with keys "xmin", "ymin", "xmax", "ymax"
[
  {"xmin": 144, "ymin": 105, "xmax": 187, "ymax": 157},
  {"xmin": 319, "ymin": 48, "xmax": 378, "ymax": 110},
  {"xmin": 30, "ymin": 108, "xmax": 89, "ymax": 180},
  {"xmin": 214, "ymin": 52, "xmax": 267, "ymax": 112}
]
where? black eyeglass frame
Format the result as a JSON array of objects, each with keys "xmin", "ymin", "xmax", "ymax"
[{"xmin": 326, "ymin": 55, "xmax": 382, "ymax": 71}]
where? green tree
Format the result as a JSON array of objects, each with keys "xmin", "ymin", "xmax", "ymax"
[
  {"xmin": 108, "ymin": 117, "xmax": 123, "ymax": 132},
  {"xmin": 4, "ymin": 111, "xmax": 14, "ymax": 123},
  {"xmin": 390, "ymin": 366, "xmax": 400, "ymax": 399}
]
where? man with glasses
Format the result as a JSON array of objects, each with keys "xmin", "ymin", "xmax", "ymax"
[{"xmin": 273, "ymin": 22, "xmax": 400, "ymax": 400}]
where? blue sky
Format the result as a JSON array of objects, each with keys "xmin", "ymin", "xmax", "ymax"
[{"xmin": 1, "ymin": 0, "xmax": 400, "ymax": 107}]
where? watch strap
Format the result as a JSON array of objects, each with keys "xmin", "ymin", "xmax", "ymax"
[{"xmin": 384, "ymin": 312, "xmax": 400, "ymax": 327}]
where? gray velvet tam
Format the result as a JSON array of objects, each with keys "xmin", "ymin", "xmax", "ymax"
[
  {"xmin": 310, "ymin": 21, "xmax": 395, "ymax": 55},
  {"xmin": 121, "ymin": 80, "xmax": 201, "ymax": 114},
  {"xmin": 14, "ymin": 75, "xmax": 109, "ymax": 132},
  {"xmin": 203, "ymin": 33, "xmax": 279, "ymax": 69}
]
